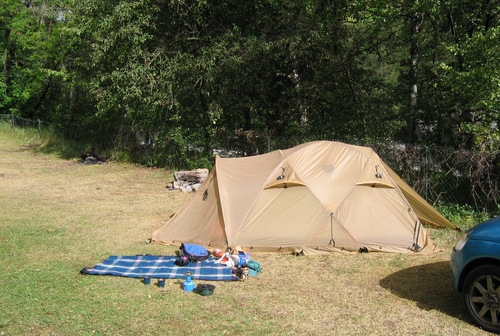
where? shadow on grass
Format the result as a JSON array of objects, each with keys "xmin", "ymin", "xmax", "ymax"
[
  {"xmin": 36, "ymin": 140, "xmax": 88, "ymax": 161},
  {"xmin": 380, "ymin": 261, "xmax": 470, "ymax": 323}
]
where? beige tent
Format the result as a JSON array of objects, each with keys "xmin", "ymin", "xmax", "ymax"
[{"xmin": 152, "ymin": 141, "xmax": 456, "ymax": 255}]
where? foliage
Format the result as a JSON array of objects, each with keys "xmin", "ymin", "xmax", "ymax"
[
  {"xmin": 1, "ymin": 1, "xmax": 69, "ymax": 117},
  {"xmin": 434, "ymin": 202, "xmax": 492, "ymax": 230},
  {"xmin": 2, "ymin": 0, "xmax": 500, "ymax": 169},
  {"xmin": 69, "ymin": 0, "xmax": 419, "ymax": 162}
]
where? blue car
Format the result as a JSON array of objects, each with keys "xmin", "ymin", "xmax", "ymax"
[{"xmin": 450, "ymin": 216, "xmax": 500, "ymax": 333}]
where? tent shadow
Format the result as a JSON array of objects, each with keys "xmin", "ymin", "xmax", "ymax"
[{"xmin": 379, "ymin": 261, "xmax": 470, "ymax": 322}]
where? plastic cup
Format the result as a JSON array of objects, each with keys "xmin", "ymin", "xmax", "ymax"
[{"xmin": 158, "ymin": 278, "xmax": 165, "ymax": 287}]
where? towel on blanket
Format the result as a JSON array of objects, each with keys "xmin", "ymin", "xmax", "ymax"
[{"xmin": 81, "ymin": 255, "xmax": 237, "ymax": 281}]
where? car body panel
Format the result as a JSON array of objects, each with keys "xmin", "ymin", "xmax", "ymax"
[
  {"xmin": 450, "ymin": 217, "xmax": 500, "ymax": 292},
  {"xmin": 467, "ymin": 217, "xmax": 500, "ymax": 241}
]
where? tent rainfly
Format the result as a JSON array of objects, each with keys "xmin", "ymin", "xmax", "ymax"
[{"xmin": 152, "ymin": 141, "xmax": 456, "ymax": 255}]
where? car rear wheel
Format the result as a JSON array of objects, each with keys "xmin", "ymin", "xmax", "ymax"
[{"xmin": 463, "ymin": 264, "xmax": 500, "ymax": 333}]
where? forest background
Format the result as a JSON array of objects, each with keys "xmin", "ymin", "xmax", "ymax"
[{"xmin": 1, "ymin": 0, "xmax": 500, "ymax": 217}]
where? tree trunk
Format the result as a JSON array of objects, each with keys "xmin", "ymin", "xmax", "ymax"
[
  {"xmin": 2, "ymin": 28, "xmax": 9, "ymax": 75},
  {"xmin": 407, "ymin": 6, "xmax": 422, "ymax": 144},
  {"xmin": 198, "ymin": 90, "xmax": 212, "ymax": 157}
]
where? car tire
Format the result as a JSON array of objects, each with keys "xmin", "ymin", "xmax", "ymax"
[{"xmin": 463, "ymin": 264, "xmax": 500, "ymax": 333}]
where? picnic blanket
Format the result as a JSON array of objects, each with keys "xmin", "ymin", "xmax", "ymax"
[{"xmin": 81, "ymin": 255, "xmax": 237, "ymax": 281}]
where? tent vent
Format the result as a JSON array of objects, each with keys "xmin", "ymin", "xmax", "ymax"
[{"xmin": 276, "ymin": 167, "xmax": 285, "ymax": 180}]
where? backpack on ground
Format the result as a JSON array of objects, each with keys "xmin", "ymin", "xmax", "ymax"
[{"xmin": 180, "ymin": 243, "xmax": 210, "ymax": 262}]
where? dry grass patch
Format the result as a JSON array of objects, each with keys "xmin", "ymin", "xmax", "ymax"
[{"xmin": 0, "ymin": 130, "xmax": 495, "ymax": 335}]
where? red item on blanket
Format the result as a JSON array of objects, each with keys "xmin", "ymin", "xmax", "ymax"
[{"xmin": 213, "ymin": 249, "xmax": 223, "ymax": 258}]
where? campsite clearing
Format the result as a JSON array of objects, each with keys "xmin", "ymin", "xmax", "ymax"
[{"xmin": 0, "ymin": 131, "xmax": 495, "ymax": 335}]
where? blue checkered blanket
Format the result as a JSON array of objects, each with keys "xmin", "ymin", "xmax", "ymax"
[{"xmin": 81, "ymin": 255, "xmax": 237, "ymax": 281}]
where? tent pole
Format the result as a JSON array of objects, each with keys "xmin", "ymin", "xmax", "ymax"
[
  {"xmin": 202, "ymin": 177, "xmax": 213, "ymax": 201},
  {"xmin": 329, "ymin": 213, "xmax": 335, "ymax": 246}
]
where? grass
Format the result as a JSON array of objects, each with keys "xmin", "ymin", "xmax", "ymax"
[{"xmin": 0, "ymin": 125, "xmax": 496, "ymax": 335}]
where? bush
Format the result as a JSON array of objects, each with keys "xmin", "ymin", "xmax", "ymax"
[{"xmin": 434, "ymin": 201, "xmax": 491, "ymax": 230}]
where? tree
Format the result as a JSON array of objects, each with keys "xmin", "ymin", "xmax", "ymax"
[
  {"xmin": 428, "ymin": 0, "xmax": 500, "ymax": 149},
  {"xmin": 0, "ymin": 0, "xmax": 77, "ymax": 126}
]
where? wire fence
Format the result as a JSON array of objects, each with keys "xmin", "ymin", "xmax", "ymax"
[
  {"xmin": 2, "ymin": 114, "xmax": 498, "ymax": 214},
  {"xmin": 0, "ymin": 114, "xmax": 42, "ymax": 129},
  {"xmin": 371, "ymin": 143, "xmax": 499, "ymax": 213}
]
